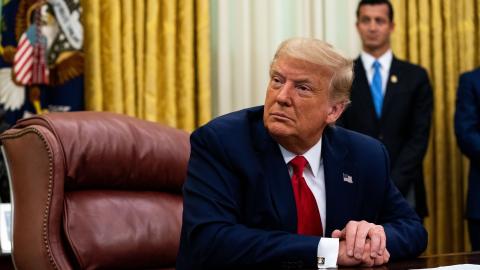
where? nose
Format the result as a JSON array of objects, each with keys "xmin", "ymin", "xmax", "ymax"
[{"xmin": 275, "ymin": 81, "xmax": 294, "ymax": 106}]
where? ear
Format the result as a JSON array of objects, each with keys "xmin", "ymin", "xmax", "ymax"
[
  {"xmin": 390, "ymin": 21, "xmax": 395, "ymax": 32},
  {"xmin": 326, "ymin": 102, "xmax": 346, "ymax": 124}
]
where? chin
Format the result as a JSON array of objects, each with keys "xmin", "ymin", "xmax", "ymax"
[
  {"xmin": 366, "ymin": 42, "xmax": 380, "ymax": 48},
  {"xmin": 265, "ymin": 122, "xmax": 293, "ymax": 138}
]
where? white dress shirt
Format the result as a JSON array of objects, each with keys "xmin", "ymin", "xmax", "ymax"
[
  {"xmin": 279, "ymin": 138, "xmax": 338, "ymax": 268},
  {"xmin": 361, "ymin": 49, "xmax": 393, "ymax": 96}
]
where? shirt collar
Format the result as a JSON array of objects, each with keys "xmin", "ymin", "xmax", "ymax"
[
  {"xmin": 278, "ymin": 137, "xmax": 323, "ymax": 178},
  {"xmin": 360, "ymin": 49, "xmax": 393, "ymax": 71}
]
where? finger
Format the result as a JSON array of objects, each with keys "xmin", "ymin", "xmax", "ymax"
[
  {"xmin": 383, "ymin": 249, "xmax": 390, "ymax": 263},
  {"xmin": 373, "ymin": 250, "xmax": 390, "ymax": 266},
  {"xmin": 331, "ymin": 229, "xmax": 343, "ymax": 238},
  {"xmin": 337, "ymin": 240, "xmax": 363, "ymax": 266},
  {"xmin": 354, "ymin": 221, "xmax": 372, "ymax": 259},
  {"xmin": 379, "ymin": 227, "xmax": 387, "ymax": 256},
  {"xmin": 368, "ymin": 225, "xmax": 385, "ymax": 257},
  {"xmin": 369, "ymin": 232, "xmax": 380, "ymax": 258},
  {"xmin": 360, "ymin": 240, "xmax": 374, "ymax": 267},
  {"xmin": 373, "ymin": 249, "xmax": 390, "ymax": 266},
  {"xmin": 373, "ymin": 252, "xmax": 385, "ymax": 266},
  {"xmin": 373, "ymin": 256, "xmax": 383, "ymax": 266},
  {"xmin": 344, "ymin": 221, "xmax": 359, "ymax": 257}
]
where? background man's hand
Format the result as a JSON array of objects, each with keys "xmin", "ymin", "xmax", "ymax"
[{"xmin": 332, "ymin": 220, "xmax": 390, "ymax": 266}]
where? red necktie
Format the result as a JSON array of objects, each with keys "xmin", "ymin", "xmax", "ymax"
[{"xmin": 290, "ymin": 156, "xmax": 323, "ymax": 236}]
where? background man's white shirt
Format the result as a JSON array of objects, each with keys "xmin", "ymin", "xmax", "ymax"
[{"xmin": 361, "ymin": 49, "xmax": 393, "ymax": 95}]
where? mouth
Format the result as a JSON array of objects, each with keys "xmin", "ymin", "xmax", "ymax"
[{"xmin": 270, "ymin": 112, "xmax": 293, "ymax": 121}]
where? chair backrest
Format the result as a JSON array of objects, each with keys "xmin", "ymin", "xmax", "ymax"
[{"xmin": 0, "ymin": 112, "xmax": 190, "ymax": 270}]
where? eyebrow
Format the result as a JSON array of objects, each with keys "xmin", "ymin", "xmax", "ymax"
[
  {"xmin": 269, "ymin": 69, "xmax": 282, "ymax": 77},
  {"xmin": 293, "ymin": 79, "xmax": 313, "ymax": 84},
  {"xmin": 359, "ymin": 14, "xmax": 388, "ymax": 20},
  {"xmin": 270, "ymin": 70, "xmax": 313, "ymax": 83}
]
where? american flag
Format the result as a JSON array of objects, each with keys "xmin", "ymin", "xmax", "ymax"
[
  {"xmin": 342, "ymin": 173, "xmax": 353, "ymax": 184},
  {"xmin": 13, "ymin": 28, "xmax": 35, "ymax": 85},
  {"xmin": 13, "ymin": 13, "xmax": 49, "ymax": 86}
]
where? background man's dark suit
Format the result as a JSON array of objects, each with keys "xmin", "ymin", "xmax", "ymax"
[
  {"xmin": 177, "ymin": 106, "xmax": 427, "ymax": 269},
  {"xmin": 454, "ymin": 68, "xmax": 480, "ymax": 250},
  {"xmin": 337, "ymin": 57, "xmax": 433, "ymax": 218}
]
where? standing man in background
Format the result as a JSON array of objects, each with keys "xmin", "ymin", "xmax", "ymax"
[
  {"xmin": 454, "ymin": 67, "xmax": 480, "ymax": 251},
  {"xmin": 337, "ymin": 0, "xmax": 433, "ymax": 219}
]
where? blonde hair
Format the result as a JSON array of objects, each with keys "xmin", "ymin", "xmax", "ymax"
[{"xmin": 271, "ymin": 37, "xmax": 354, "ymax": 104}]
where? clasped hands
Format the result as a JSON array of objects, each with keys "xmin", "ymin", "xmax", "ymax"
[{"xmin": 332, "ymin": 220, "xmax": 390, "ymax": 267}]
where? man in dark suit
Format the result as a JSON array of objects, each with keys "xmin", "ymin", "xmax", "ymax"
[
  {"xmin": 176, "ymin": 38, "xmax": 427, "ymax": 269},
  {"xmin": 337, "ymin": 0, "xmax": 433, "ymax": 219},
  {"xmin": 454, "ymin": 68, "xmax": 480, "ymax": 251}
]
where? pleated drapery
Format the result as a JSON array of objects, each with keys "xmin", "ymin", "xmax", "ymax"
[
  {"xmin": 391, "ymin": 0, "xmax": 480, "ymax": 254},
  {"xmin": 82, "ymin": 0, "xmax": 211, "ymax": 131}
]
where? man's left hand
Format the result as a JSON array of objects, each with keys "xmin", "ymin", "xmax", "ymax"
[{"xmin": 332, "ymin": 220, "xmax": 388, "ymax": 264}]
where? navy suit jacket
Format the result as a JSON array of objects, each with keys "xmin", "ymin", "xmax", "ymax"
[
  {"xmin": 455, "ymin": 68, "xmax": 480, "ymax": 220},
  {"xmin": 337, "ymin": 57, "xmax": 433, "ymax": 218},
  {"xmin": 177, "ymin": 106, "xmax": 427, "ymax": 269}
]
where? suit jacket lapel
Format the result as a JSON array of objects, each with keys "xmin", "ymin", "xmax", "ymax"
[
  {"xmin": 323, "ymin": 126, "xmax": 360, "ymax": 236},
  {"xmin": 382, "ymin": 57, "xmax": 402, "ymax": 118},
  {"xmin": 252, "ymin": 117, "xmax": 297, "ymax": 232},
  {"xmin": 354, "ymin": 58, "xmax": 379, "ymax": 123}
]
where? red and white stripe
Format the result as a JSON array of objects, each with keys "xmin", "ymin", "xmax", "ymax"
[{"xmin": 13, "ymin": 33, "xmax": 34, "ymax": 85}]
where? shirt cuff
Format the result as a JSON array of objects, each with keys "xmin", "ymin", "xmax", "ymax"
[{"xmin": 317, "ymin": 237, "xmax": 339, "ymax": 269}]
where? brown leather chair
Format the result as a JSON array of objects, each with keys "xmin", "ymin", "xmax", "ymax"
[{"xmin": 0, "ymin": 112, "xmax": 190, "ymax": 270}]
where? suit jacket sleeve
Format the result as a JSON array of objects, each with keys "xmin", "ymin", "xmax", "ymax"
[
  {"xmin": 391, "ymin": 68, "xmax": 433, "ymax": 192},
  {"xmin": 454, "ymin": 72, "xmax": 480, "ymax": 162},
  {"xmin": 180, "ymin": 125, "xmax": 320, "ymax": 269}
]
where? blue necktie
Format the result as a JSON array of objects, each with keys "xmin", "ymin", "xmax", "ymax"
[{"xmin": 371, "ymin": 61, "xmax": 383, "ymax": 118}]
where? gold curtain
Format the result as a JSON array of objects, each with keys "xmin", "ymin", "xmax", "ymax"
[
  {"xmin": 390, "ymin": 0, "xmax": 480, "ymax": 254},
  {"xmin": 81, "ymin": 0, "xmax": 211, "ymax": 131}
]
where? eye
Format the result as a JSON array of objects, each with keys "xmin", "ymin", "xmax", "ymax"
[
  {"xmin": 375, "ymin": 18, "xmax": 387, "ymax": 25},
  {"xmin": 296, "ymin": 84, "xmax": 311, "ymax": 92},
  {"xmin": 359, "ymin": 17, "xmax": 370, "ymax": 24},
  {"xmin": 270, "ymin": 76, "xmax": 283, "ymax": 88}
]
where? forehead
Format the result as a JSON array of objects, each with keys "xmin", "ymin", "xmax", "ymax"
[
  {"xmin": 271, "ymin": 55, "xmax": 333, "ymax": 81},
  {"xmin": 358, "ymin": 4, "xmax": 390, "ymax": 19}
]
